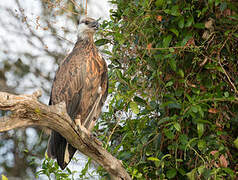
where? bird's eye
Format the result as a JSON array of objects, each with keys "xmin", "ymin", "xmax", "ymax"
[{"xmin": 85, "ymin": 21, "xmax": 89, "ymax": 25}]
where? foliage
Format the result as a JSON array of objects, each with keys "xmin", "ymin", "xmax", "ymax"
[
  {"xmin": 36, "ymin": 155, "xmax": 77, "ymax": 180},
  {"xmin": 95, "ymin": 0, "xmax": 238, "ymax": 179},
  {"xmin": 1, "ymin": 0, "xmax": 238, "ymax": 179},
  {"xmin": 1, "ymin": 175, "xmax": 8, "ymax": 180}
]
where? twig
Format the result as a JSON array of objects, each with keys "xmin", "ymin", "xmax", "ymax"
[
  {"xmin": 69, "ymin": 0, "xmax": 82, "ymax": 11},
  {"xmin": 106, "ymin": 116, "xmax": 121, "ymax": 149},
  {"xmin": 145, "ymin": 45, "xmax": 203, "ymax": 51},
  {"xmin": 218, "ymin": 59, "xmax": 238, "ymax": 94},
  {"xmin": 45, "ymin": 0, "xmax": 79, "ymax": 15},
  {"xmin": 85, "ymin": 0, "xmax": 87, "ymax": 16},
  {"xmin": 216, "ymin": 34, "xmax": 238, "ymax": 95}
]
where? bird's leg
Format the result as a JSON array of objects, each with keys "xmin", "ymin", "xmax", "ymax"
[
  {"xmin": 74, "ymin": 115, "xmax": 81, "ymax": 128},
  {"xmin": 75, "ymin": 116, "xmax": 91, "ymax": 136}
]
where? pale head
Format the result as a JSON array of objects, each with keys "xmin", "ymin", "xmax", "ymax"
[{"xmin": 77, "ymin": 16, "xmax": 99, "ymax": 40}]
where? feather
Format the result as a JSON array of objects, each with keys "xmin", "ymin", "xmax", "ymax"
[{"xmin": 47, "ymin": 18, "xmax": 108, "ymax": 169}]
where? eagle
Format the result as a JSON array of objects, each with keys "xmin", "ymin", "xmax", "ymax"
[{"xmin": 47, "ymin": 16, "xmax": 108, "ymax": 170}]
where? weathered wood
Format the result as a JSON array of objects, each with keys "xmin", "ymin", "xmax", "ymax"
[{"xmin": 0, "ymin": 90, "xmax": 131, "ymax": 180}]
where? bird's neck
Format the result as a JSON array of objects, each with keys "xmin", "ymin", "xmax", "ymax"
[
  {"xmin": 77, "ymin": 31, "xmax": 94, "ymax": 42},
  {"xmin": 75, "ymin": 35, "xmax": 95, "ymax": 49}
]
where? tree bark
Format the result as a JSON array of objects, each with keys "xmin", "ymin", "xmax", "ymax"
[{"xmin": 0, "ymin": 90, "xmax": 131, "ymax": 180}]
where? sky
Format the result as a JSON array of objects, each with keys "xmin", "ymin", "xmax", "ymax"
[{"xmin": 0, "ymin": 0, "xmax": 112, "ymax": 179}]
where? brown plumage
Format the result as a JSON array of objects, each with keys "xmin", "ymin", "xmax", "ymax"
[{"xmin": 47, "ymin": 17, "xmax": 108, "ymax": 169}]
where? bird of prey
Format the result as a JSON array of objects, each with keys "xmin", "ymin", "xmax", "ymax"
[{"xmin": 47, "ymin": 16, "xmax": 108, "ymax": 170}]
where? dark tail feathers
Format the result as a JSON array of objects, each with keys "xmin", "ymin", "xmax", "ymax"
[{"xmin": 47, "ymin": 131, "xmax": 77, "ymax": 170}]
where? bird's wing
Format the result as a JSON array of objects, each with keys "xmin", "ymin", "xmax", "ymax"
[
  {"xmin": 48, "ymin": 50, "xmax": 86, "ymax": 170},
  {"xmin": 50, "ymin": 47, "xmax": 107, "ymax": 125},
  {"xmin": 50, "ymin": 52, "xmax": 85, "ymax": 120},
  {"xmin": 77, "ymin": 51, "xmax": 108, "ymax": 129}
]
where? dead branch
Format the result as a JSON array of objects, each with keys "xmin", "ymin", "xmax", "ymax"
[{"xmin": 0, "ymin": 90, "xmax": 131, "ymax": 180}]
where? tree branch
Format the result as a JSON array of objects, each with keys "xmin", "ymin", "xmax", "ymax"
[{"xmin": 0, "ymin": 90, "xmax": 131, "ymax": 180}]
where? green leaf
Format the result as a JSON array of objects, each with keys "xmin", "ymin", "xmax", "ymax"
[
  {"xmin": 215, "ymin": 0, "xmax": 221, "ymax": 6},
  {"xmin": 169, "ymin": 47, "xmax": 175, "ymax": 52},
  {"xmin": 166, "ymin": 168, "xmax": 177, "ymax": 179},
  {"xmin": 174, "ymin": 122, "xmax": 181, "ymax": 132},
  {"xmin": 208, "ymin": 0, "xmax": 213, "ymax": 5},
  {"xmin": 169, "ymin": 58, "xmax": 176, "ymax": 71},
  {"xmin": 233, "ymin": 33, "xmax": 238, "ymax": 38},
  {"xmin": 220, "ymin": 2, "xmax": 227, "ymax": 11},
  {"xmin": 165, "ymin": 81, "xmax": 173, "ymax": 87},
  {"xmin": 134, "ymin": 96, "xmax": 146, "ymax": 106},
  {"xmin": 186, "ymin": 169, "xmax": 196, "ymax": 180},
  {"xmin": 191, "ymin": 106, "xmax": 198, "ymax": 113},
  {"xmin": 171, "ymin": 5, "xmax": 180, "ymax": 16},
  {"xmin": 147, "ymin": 157, "xmax": 160, "ymax": 162},
  {"xmin": 186, "ymin": 94, "xmax": 193, "ymax": 102},
  {"xmin": 95, "ymin": 39, "xmax": 110, "ymax": 46},
  {"xmin": 178, "ymin": 168, "xmax": 186, "ymax": 176},
  {"xmin": 119, "ymin": 151, "xmax": 132, "ymax": 160},
  {"xmin": 197, "ymin": 166, "xmax": 205, "ymax": 175},
  {"xmin": 185, "ymin": 16, "xmax": 194, "ymax": 27},
  {"xmin": 196, "ymin": 119, "xmax": 212, "ymax": 125},
  {"xmin": 158, "ymin": 117, "xmax": 171, "ymax": 126},
  {"xmin": 130, "ymin": 101, "xmax": 140, "ymax": 114},
  {"xmin": 161, "ymin": 154, "xmax": 172, "ymax": 160},
  {"xmin": 181, "ymin": 33, "xmax": 192, "ymax": 46},
  {"xmin": 197, "ymin": 106, "xmax": 204, "ymax": 118},
  {"xmin": 164, "ymin": 9, "xmax": 170, "ymax": 14},
  {"xmin": 234, "ymin": 138, "xmax": 238, "ymax": 149},
  {"xmin": 175, "ymin": 88, "xmax": 184, "ymax": 97},
  {"xmin": 225, "ymin": 30, "xmax": 231, "ymax": 36},
  {"xmin": 192, "ymin": 87, "xmax": 200, "ymax": 95},
  {"xmin": 197, "ymin": 139, "xmax": 206, "ymax": 151},
  {"xmin": 169, "ymin": 28, "xmax": 179, "ymax": 37},
  {"xmin": 223, "ymin": 168, "xmax": 235, "ymax": 177},
  {"xmin": 224, "ymin": 91, "xmax": 229, "ymax": 97},
  {"xmin": 179, "ymin": 134, "xmax": 188, "ymax": 144},
  {"xmin": 102, "ymin": 50, "xmax": 112, "ymax": 55},
  {"xmin": 167, "ymin": 102, "xmax": 181, "ymax": 109},
  {"xmin": 178, "ymin": 69, "xmax": 184, "ymax": 78},
  {"xmin": 155, "ymin": 0, "xmax": 164, "ymax": 7},
  {"xmin": 178, "ymin": 17, "xmax": 184, "ymax": 28},
  {"xmin": 197, "ymin": 123, "xmax": 204, "ymax": 138},
  {"xmin": 163, "ymin": 34, "xmax": 172, "ymax": 47},
  {"xmin": 115, "ymin": 69, "xmax": 123, "ymax": 79},
  {"xmin": 194, "ymin": 23, "xmax": 205, "ymax": 29},
  {"xmin": 164, "ymin": 129, "xmax": 175, "ymax": 139},
  {"xmin": 2, "ymin": 175, "xmax": 8, "ymax": 180}
]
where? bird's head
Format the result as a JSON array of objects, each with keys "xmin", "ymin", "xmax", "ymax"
[{"xmin": 77, "ymin": 16, "xmax": 99, "ymax": 40}]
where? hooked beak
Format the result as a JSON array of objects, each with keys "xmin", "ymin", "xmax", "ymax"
[{"xmin": 90, "ymin": 21, "xmax": 99, "ymax": 30}]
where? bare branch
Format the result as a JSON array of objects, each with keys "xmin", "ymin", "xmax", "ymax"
[{"xmin": 0, "ymin": 90, "xmax": 131, "ymax": 180}]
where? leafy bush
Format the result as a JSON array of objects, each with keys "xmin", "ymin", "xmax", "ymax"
[
  {"xmin": 97, "ymin": 0, "xmax": 238, "ymax": 179},
  {"xmin": 36, "ymin": 155, "xmax": 77, "ymax": 180}
]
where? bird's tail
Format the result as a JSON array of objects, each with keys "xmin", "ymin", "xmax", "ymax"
[{"xmin": 47, "ymin": 131, "xmax": 77, "ymax": 170}]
